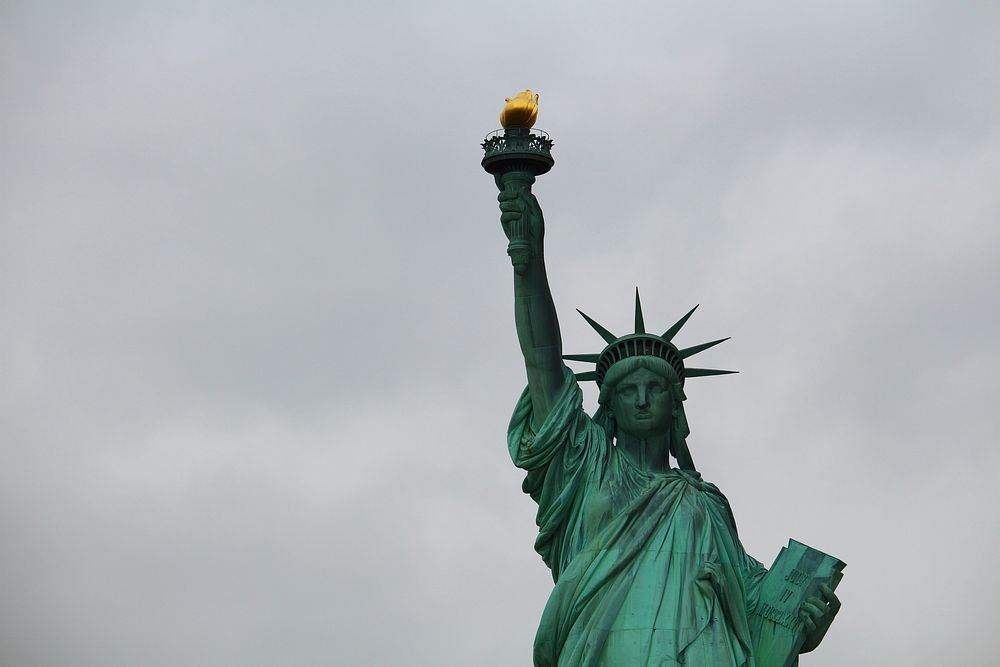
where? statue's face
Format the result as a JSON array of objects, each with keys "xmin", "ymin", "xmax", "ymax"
[{"xmin": 612, "ymin": 367, "xmax": 674, "ymax": 439}]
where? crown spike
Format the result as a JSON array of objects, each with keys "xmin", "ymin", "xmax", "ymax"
[
  {"xmin": 678, "ymin": 337, "xmax": 731, "ymax": 359},
  {"xmin": 684, "ymin": 368, "xmax": 738, "ymax": 378},
  {"xmin": 634, "ymin": 288, "xmax": 645, "ymax": 334},
  {"xmin": 574, "ymin": 371, "xmax": 599, "ymax": 382},
  {"xmin": 576, "ymin": 309, "xmax": 618, "ymax": 344},
  {"xmin": 563, "ymin": 353, "xmax": 600, "ymax": 363},
  {"xmin": 662, "ymin": 305, "xmax": 699, "ymax": 342}
]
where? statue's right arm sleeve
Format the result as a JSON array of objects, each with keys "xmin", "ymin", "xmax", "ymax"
[
  {"xmin": 507, "ymin": 366, "xmax": 607, "ymax": 572},
  {"xmin": 508, "ymin": 366, "xmax": 604, "ymax": 493}
]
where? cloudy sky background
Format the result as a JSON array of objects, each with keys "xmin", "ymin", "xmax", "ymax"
[{"xmin": 2, "ymin": 1, "xmax": 998, "ymax": 665}]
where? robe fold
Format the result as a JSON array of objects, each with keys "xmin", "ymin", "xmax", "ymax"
[{"xmin": 509, "ymin": 367, "xmax": 768, "ymax": 667}]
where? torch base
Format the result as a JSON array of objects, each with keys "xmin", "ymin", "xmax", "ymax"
[{"xmin": 481, "ymin": 128, "xmax": 555, "ymax": 177}]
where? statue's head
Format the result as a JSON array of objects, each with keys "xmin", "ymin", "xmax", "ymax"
[
  {"xmin": 598, "ymin": 356, "xmax": 682, "ymax": 439},
  {"xmin": 565, "ymin": 291, "xmax": 737, "ymax": 471}
]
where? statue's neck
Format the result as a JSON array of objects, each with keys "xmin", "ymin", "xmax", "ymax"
[{"xmin": 615, "ymin": 431, "xmax": 672, "ymax": 472}]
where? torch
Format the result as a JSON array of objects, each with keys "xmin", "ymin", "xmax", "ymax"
[{"xmin": 481, "ymin": 90, "xmax": 554, "ymax": 271}]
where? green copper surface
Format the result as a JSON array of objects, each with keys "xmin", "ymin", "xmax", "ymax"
[{"xmin": 482, "ymin": 108, "xmax": 842, "ymax": 666}]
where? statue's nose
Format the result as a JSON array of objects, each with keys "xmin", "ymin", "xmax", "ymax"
[{"xmin": 636, "ymin": 388, "xmax": 649, "ymax": 407}]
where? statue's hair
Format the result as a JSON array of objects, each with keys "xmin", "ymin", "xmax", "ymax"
[
  {"xmin": 597, "ymin": 356, "xmax": 682, "ymax": 406},
  {"xmin": 593, "ymin": 355, "xmax": 696, "ymax": 471}
]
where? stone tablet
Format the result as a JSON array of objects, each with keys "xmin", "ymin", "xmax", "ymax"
[{"xmin": 750, "ymin": 540, "xmax": 846, "ymax": 667}]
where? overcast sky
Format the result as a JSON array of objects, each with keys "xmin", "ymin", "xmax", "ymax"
[{"xmin": 1, "ymin": 1, "xmax": 998, "ymax": 666}]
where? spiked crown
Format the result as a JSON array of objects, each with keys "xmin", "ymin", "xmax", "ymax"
[{"xmin": 564, "ymin": 290, "xmax": 736, "ymax": 387}]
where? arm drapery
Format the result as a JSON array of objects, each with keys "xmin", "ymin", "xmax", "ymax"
[{"xmin": 507, "ymin": 366, "xmax": 609, "ymax": 579}]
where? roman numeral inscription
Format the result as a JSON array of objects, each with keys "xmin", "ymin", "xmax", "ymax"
[{"xmin": 757, "ymin": 603, "xmax": 800, "ymax": 630}]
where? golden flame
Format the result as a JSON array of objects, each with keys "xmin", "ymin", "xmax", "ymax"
[{"xmin": 500, "ymin": 90, "xmax": 539, "ymax": 129}]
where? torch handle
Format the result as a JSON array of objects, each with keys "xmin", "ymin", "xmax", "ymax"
[
  {"xmin": 496, "ymin": 169, "xmax": 536, "ymax": 194},
  {"xmin": 497, "ymin": 170, "xmax": 539, "ymax": 274}
]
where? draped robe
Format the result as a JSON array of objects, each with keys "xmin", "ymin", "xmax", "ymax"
[{"xmin": 508, "ymin": 368, "xmax": 769, "ymax": 667}]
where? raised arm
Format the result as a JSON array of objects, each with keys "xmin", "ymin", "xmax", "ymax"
[{"xmin": 497, "ymin": 172, "xmax": 564, "ymax": 428}]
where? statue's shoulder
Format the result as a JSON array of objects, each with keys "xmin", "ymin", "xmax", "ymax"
[{"xmin": 671, "ymin": 469, "xmax": 729, "ymax": 497}]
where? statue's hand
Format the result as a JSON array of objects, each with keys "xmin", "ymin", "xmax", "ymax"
[
  {"xmin": 498, "ymin": 185, "xmax": 544, "ymax": 274},
  {"xmin": 799, "ymin": 583, "xmax": 841, "ymax": 654},
  {"xmin": 498, "ymin": 188, "xmax": 544, "ymax": 244}
]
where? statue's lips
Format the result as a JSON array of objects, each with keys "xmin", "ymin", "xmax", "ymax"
[{"xmin": 634, "ymin": 412, "xmax": 652, "ymax": 419}]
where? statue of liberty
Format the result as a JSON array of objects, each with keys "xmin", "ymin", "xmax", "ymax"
[{"xmin": 483, "ymin": 92, "xmax": 843, "ymax": 667}]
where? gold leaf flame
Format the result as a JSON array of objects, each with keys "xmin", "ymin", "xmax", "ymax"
[{"xmin": 500, "ymin": 90, "xmax": 539, "ymax": 129}]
